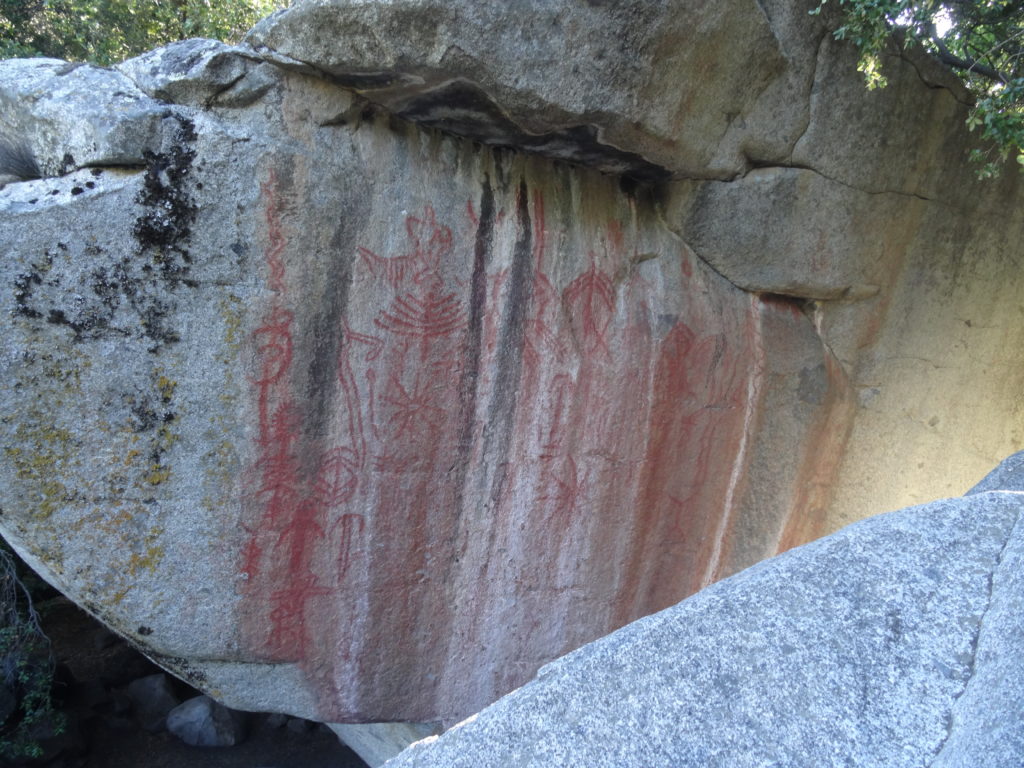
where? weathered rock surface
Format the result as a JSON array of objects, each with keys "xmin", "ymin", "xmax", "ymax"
[
  {"xmin": 246, "ymin": 0, "xmax": 1024, "ymax": 523},
  {"xmin": 330, "ymin": 722, "xmax": 440, "ymax": 767},
  {"xmin": 385, "ymin": 486, "xmax": 1024, "ymax": 767},
  {"xmin": 0, "ymin": 0, "xmax": 1022, "ymax": 755},
  {"xmin": 116, "ymin": 38, "xmax": 280, "ymax": 108},
  {"xmin": 0, "ymin": 58, "xmax": 168, "ymax": 176}
]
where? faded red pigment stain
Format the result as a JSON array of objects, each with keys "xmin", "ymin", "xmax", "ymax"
[
  {"xmin": 239, "ymin": 174, "xmax": 838, "ymax": 724},
  {"xmin": 454, "ymin": 202, "xmax": 756, "ymax": 702},
  {"xmin": 776, "ymin": 351, "xmax": 856, "ymax": 552}
]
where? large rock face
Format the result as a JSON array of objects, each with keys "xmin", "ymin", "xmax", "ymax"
[
  {"xmin": 385, "ymin": 461, "xmax": 1024, "ymax": 767},
  {"xmin": 0, "ymin": 43, "xmax": 849, "ymax": 726},
  {"xmin": 0, "ymin": 0, "xmax": 1022, "ymax": 738}
]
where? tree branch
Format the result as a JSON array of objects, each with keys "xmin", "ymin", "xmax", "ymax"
[{"xmin": 927, "ymin": 24, "xmax": 1009, "ymax": 83}]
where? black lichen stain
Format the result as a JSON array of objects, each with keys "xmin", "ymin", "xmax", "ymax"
[
  {"xmin": 133, "ymin": 116, "xmax": 198, "ymax": 267},
  {"xmin": 12, "ymin": 117, "xmax": 200, "ymax": 351},
  {"xmin": 149, "ymin": 654, "xmax": 209, "ymax": 688},
  {"xmin": 126, "ymin": 116, "xmax": 200, "ymax": 350},
  {"xmin": 13, "ymin": 249, "xmax": 57, "ymax": 320},
  {"xmin": 126, "ymin": 396, "xmax": 160, "ymax": 433},
  {"xmin": 29, "ymin": 245, "xmax": 132, "ymax": 343},
  {"xmin": 137, "ymin": 625, "xmax": 154, "ymax": 636},
  {"xmin": 122, "ymin": 385, "xmax": 175, "ymax": 436},
  {"xmin": 13, "ymin": 271, "xmax": 44, "ymax": 319}
]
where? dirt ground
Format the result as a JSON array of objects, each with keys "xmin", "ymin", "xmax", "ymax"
[{"xmin": 33, "ymin": 598, "xmax": 368, "ymax": 768}]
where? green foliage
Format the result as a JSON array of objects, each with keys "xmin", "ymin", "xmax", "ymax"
[
  {"xmin": 0, "ymin": 0, "xmax": 288, "ymax": 67},
  {"xmin": 0, "ymin": 540, "xmax": 62, "ymax": 762},
  {"xmin": 813, "ymin": 0, "xmax": 1024, "ymax": 176}
]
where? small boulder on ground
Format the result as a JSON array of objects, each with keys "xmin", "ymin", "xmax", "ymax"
[
  {"xmin": 126, "ymin": 672, "xmax": 181, "ymax": 732},
  {"xmin": 166, "ymin": 695, "xmax": 247, "ymax": 747}
]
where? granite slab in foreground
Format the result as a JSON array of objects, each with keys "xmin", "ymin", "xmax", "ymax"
[{"xmin": 386, "ymin": 466, "xmax": 1024, "ymax": 767}]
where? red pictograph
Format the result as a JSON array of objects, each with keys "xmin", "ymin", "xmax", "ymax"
[
  {"xmin": 539, "ymin": 455, "xmax": 587, "ymax": 520},
  {"xmin": 242, "ymin": 171, "xmax": 369, "ymax": 667},
  {"xmin": 259, "ymin": 171, "xmax": 288, "ymax": 293},
  {"xmin": 361, "ymin": 206, "xmax": 468, "ymax": 340},
  {"xmin": 340, "ymin": 319, "xmax": 384, "ymax": 363},
  {"xmin": 540, "ymin": 373, "xmax": 573, "ymax": 455},
  {"xmin": 266, "ymin": 571, "xmax": 332, "ymax": 657},
  {"xmin": 251, "ymin": 400, "xmax": 301, "ymax": 505},
  {"xmin": 253, "ymin": 308, "xmax": 294, "ymax": 385},
  {"xmin": 358, "ymin": 246, "xmax": 417, "ymax": 291},
  {"xmin": 276, "ymin": 501, "xmax": 326, "ymax": 571},
  {"xmin": 358, "ymin": 205, "xmax": 456, "ymax": 292},
  {"xmin": 313, "ymin": 448, "xmax": 361, "ymax": 509},
  {"xmin": 334, "ymin": 513, "xmax": 365, "ymax": 583},
  {"xmin": 562, "ymin": 261, "xmax": 615, "ymax": 355},
  {"xmin": 406, "ymin": 205, "xmax": 453, "ymax": 282},
  {"xmin": 374, "ymin": 290, "xmax": 467, "ymax": 338},
  {"xmin": 236, "ymin": 172, "xmax": 779, "ymax": 722},
  {"xmin": 382, "ymin": 372, "xmax": 448, "ymax": 441}
]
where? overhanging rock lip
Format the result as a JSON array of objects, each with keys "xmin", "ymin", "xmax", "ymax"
[
  {"xmin": 241, "ymin": 40, "xmax": 676, "ymax": 182},
  {"xmin": 240, "ymin": 0, "xmax": 784, "ymax": 182},
  {"xmin": 384, "ymin": 78, "xmax": 673, "ymax": 182}
]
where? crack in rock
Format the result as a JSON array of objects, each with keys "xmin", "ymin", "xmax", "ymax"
[{"xmin": 928, "ymin": 496, "xmax": 1022, "ymax": 766}]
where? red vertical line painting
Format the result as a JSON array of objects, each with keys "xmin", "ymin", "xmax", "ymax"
[{"xmin": 241, "ymin": 169, "xmax": 366, "ymax": 682}]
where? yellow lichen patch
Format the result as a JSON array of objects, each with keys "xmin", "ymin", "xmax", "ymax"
[
  {"xmin": 220, "ymin": 294, "xmax": 245, "ymax": 349},
  {"xmin": 127, "ymin": 544, "xmax": 165, "ymax": 577},
  {"xmin": 144, "ymin": 464, "xmax": 172, "ymax": 486},
  {"xmin": 139, "ymin": 368, "xmax": 180, "ymax": 488},
  {"xmin": 5, "ymin": 418, "xmax": 77, "ymax": 521},
  {"xmin": 157, "ymin": 374, "xmax": 176, "ymax": 404},
  {"xmin": 201, "ymin": 297, "xmax": 245, "ymax": 516},
  {"xmin": 157, "ymin": 423, "xmax": 178, "ymax": 447},
  {"xmin": 67, "ymin": 503, "xmax": 167, "ymax": 608},
  {"xmin": 37, "ymin": 348, "xmax": 90, "ymax": 391},
  {"xmin": 202, "ymin": 438, "xmax": 241, "ymax": 516},
  {"xmin": 4, "ymin": 349, "xmax": 89, "ymax": 565}
]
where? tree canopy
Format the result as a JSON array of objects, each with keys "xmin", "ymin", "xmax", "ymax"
[
  {"xmin": 0, "ymin": 0, "xmax": 286, "ymax": 67},
  {"xmin": 815, "ymin": 0, "xmax": 1024, "ymax": 176}
]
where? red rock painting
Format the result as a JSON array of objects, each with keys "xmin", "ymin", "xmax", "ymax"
[{"xmin": 237, "ymin": 169, "xmax": 848, "ymax": 724}]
